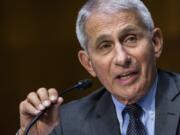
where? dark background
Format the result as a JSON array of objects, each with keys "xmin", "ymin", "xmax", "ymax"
[{"xmin": 0, "ymin": 0, "xmax": 180, "ymax": 134}]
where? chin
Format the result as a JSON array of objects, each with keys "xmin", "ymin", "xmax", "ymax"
[{"xmin": 115, "ymin": 88, "xmax": 146, "ymax": 104}]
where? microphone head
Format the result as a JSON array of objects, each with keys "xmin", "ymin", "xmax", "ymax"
[{"xmin": 75, "ymin": 79, "xmax": 92, "ymax": 90}]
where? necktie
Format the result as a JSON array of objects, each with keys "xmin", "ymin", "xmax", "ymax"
[{"xmin": 123, "ymin": 104, "xmax": 147, "ymax": 135}]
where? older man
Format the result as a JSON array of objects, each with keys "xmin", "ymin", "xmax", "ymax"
[{"xmin": 18, "ymin": 0, "xmax": 180, "ymax": 135}]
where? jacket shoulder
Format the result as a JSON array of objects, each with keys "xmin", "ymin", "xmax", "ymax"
[
  {"xmin": 158, "ymin": 69, "xmax": 180, "ymax": 89},
  {"xmin": 60, "ymin": 87, "xmax": 107, "ymax": 116}
]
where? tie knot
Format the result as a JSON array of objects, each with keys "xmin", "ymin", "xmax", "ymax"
[{"xmin": 123, "ymin": 104, "xmax": 143, "ymax": 117}]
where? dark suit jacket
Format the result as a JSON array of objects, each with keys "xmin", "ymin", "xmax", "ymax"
[{"xmin": 50, "ymin": 70, "xmax": 180, "ymax": 135}]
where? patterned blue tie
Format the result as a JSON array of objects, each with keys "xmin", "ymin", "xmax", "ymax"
[{"xmin": 123, "ymin": 104, "xmax": 147, "ymax": 135}]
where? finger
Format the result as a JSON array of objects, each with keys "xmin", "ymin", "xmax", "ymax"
[
  {"xmin": 27, "ymin": 92, "xmax": 45, "ymax": 111},
  {"xmin": 52, "ymin": 97, "xmax": 64, "ymax": 109},
  {"xmin": 57, "ymin": 97, "xmax": 64, "ymax": 106},
  {"xmin": 20, "ymin": 100, "xmax": 40, "ymax": 116},
  {"xmin": 48, "ymin": 88, "xmax": 59, "ymax": 103},
  {"xmin": 37, "ymin": 87, "xmax": 51, "ymax": 108}
]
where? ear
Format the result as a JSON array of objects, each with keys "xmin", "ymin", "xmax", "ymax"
[
  {"xmin": 78, "ymin": 50, "xmax": 96, "ymax": 77},
  {"xmin": 151, "ymin": 27, "xmax": 163, "ymax": 58}
]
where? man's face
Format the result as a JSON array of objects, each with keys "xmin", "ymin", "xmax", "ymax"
[{"xmin": 78, "ymin": 11, "xmax": 163, "ymax": 104}]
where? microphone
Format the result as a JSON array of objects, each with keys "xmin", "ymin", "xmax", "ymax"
[
  {"xmin": 24, "ymin": 79, "xmax": 92, "ymax": 135},
  {"xmin": 60, "ymin": 79, "xmax": 92, "ymax": 95}
]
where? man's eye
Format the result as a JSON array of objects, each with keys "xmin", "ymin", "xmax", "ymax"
[
  {"xmin": 96, "ymin": 42, "xmax": 113, "ymax": 54},
  {"xmin": 123, "ymin": 35, "xmax": 137, "ymax": 45},
  {"xmin": 99, "ymin": 42, "xmax": 112, "ymax": 49}
]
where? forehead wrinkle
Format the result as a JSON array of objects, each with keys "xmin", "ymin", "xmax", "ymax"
[
  {"xmin": 85, "ymin": 11, "xmax": 135, "ymax": 35},
  {"xmin": 117, "ymin": 25, "xmax": 140, "ymax": 36}
]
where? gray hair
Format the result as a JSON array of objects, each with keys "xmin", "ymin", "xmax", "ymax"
[{"xmin": 76, "ymin": 0, "xmax": 154, "ymax": 50}]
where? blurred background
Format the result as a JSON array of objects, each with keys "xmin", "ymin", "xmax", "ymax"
[{"xmin": 0, "ymin": 0, "xmax": 180, "ymax": 134}]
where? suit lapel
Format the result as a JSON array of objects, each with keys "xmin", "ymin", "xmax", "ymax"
[
  {"xmin": 155, "ymin": 70, "xmax": 180, "ymax": 135},
  {"xmin": 90, "ymin": 90, "xmax": 120, "ymax": 135}
]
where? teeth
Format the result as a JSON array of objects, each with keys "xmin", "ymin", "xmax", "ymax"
[
  {"xmin": 120, "ymin": 72, "xmax": 131, "ymax": 77},
  {"xmin": 120, "ymin": 74, "xmax": 131, "ymax": 80},
  {"xmin": 116, "ymin": 71, "xmax": 138, "ymax": 82}
]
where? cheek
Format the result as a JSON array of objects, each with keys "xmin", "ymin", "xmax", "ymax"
[
  {"xmin": 135, "ymin": 45, "xmax": 156, "ymax": 86},
  {"xmin": 91, "ymin": 57, "xmax": 113, "ymax": 84},
  {"xmin": 142, "ymin": 49, "xmax": 156, "ymax": 70},
  {"xmin": 92, "ymin": 60, "xmax": 109, "ymax": 76},
  {"xmin": 91, "ymin": 53, "xmax": 113, "ymax": 73},
  {"xmin": 134, "ymin": 44, "xmax": 155, "ymax": 67}
]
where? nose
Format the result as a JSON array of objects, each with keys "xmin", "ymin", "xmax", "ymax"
[{"xmin": 113, "ymin": 44, "xmax": 131, "ymax": 67}]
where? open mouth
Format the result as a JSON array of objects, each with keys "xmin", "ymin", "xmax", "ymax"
[
  {"xmin": 115, "ymin": 70, "xmax": 139, "ymax": 85},
  {"xmin": 117, "ymin": 71, "xmax": 138, "ymax": 80}
]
